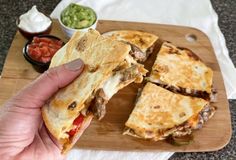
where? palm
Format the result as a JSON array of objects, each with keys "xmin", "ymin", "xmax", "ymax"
[
  {"xmin": 0, "ymin": 95, "xmax": 63, "ymax": 160},
  {"xmin": 0, "ymin": 59, "xmax": 84, "ymax": 160}
]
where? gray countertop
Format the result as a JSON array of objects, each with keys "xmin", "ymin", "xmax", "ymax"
[{"xmin": 0, "ymin": 0, "xmax": 235, "ymax": 159}]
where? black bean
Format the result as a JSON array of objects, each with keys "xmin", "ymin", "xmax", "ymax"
[{"xmin": 68, "ymin": 101, "xmax": 77, "ymax": 110}]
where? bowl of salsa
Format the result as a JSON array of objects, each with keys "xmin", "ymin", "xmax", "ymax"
[
  {"xmin": 23, "ymin": 35, "xmax": 64, "ymax": 73},
  {"xmin": 58, "ymin": 3, "xmax": 98, "ymax": 37}
]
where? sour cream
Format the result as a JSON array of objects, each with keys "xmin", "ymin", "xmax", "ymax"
[{"xmin": 18, "ymin": 5, "xmax": 52, "ymax": 32}]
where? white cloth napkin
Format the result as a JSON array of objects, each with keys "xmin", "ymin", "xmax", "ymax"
[{"xmin": 51, "ymin": 0, "xmax": 236, "ymax": 159}]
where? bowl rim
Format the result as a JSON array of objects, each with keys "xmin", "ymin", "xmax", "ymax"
[
  {"xmin": 58, "ymin": 4, "xmax": 98, "ymax": 31},
  {"xmin": 23, "ymin": 35, "xmax": 64, "ymax": 66},
  {"xmin": 16, "ymin": 13, "xmax": 53, "ymax": 34}
]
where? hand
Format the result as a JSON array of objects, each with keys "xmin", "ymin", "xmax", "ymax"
[{"xmin": 0, "ymin": 59, "xmax": 84, "ymax": 160}]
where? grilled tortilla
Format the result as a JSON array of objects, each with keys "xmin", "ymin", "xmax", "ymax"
[
  {"xmin": 42, "ymin": 29, "xmax": 147, "ymax": 153},
  {"xmin": 103, "ymin": 30, "xmax": 158, "ymax": 62},
  {"xmin": 124, "ymin": 82, "xmax": 216, "ymax": 141},
  {"xmin": 148, "ymin": 42, "xmax": 215, "ymax": 100}
]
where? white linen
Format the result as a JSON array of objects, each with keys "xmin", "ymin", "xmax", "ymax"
[{"xmin": 51, "ymin": 0, "xmax": 236, "ymax": 159}]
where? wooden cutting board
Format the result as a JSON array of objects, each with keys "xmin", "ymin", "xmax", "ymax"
[{"xmin": 0, "ymin": 20, "xmax": 231, "ymax": 152}]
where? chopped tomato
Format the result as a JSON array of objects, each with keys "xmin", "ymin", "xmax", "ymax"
[
  {"xmin": 48, "ymin": 43, "xmax": 62, "ymax": 50},
  {"xmin": 29, "ymin": 47, "xmax": 41, "ymax": 59},
  {"xmin": 73, "ymin": 114, "xmax": 84, "ymax": 126},
  {"xmin": 39, "ymin": 41, "xmax": 49, "ymax": 47},
  {"xmin": 40, "ymin": 46, "xmax": 50, "ymax": 56},
  {"xmin": 27, "ymin": 36, "xmax": 63, "ymax": 63},
  {"xmin": 28, "ymin": 47, "xmax": 34, "ymax": 55},
  {"xmin": 40, "ymin": 56, "xmax": 51, "ymax": 63},
  {"xmin": 55, "ymin": 40, "xmax": 64, "ymax": 46},
  {"xmin": 32, "ymin": 37, "xmax": 40, "ymax": 43},
  {"xmin": 39, "ymin": 37, "xmax": 53, "ymax": 44},
  {"xmin": 67, "ymin": 114, "xmax": 84, "ymax": 137},
  {"xmin": 29, "ymin": 43, "xmax": 39, "ymax": 48},
  {"xmin": 48, "ymin": 48, "xmax": 57, "ymax": 56},
  {"xmin": 67, "ymin": 128, "xmax": 77, "ymax": 137}
]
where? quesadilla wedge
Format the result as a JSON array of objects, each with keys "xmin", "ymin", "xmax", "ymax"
[
  {"xmin": 124, "ymin": 82, "xmax": 216, "ymax": 143},
  {"xmin": 42, "ymin": 29, "xmax": 147, "ymax": 153},
  {"xmin": 103, "ymin": 30, "xmax": 158, "ymax": 62},
  {"xmin": 148, "ymin": 42, "xmax": 216, "ymax": 101}
]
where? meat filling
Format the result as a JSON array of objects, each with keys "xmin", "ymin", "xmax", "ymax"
[
  {"xmin": 120, "ymin": 65, "xmax": 141, "ymax": 82},
  {"xmin": 125, "ymin": 41, "xmax": 155, "ymax": 62},
  {"xmin": 91, "ymin": 65, "xmax": 143, "ymax": 120},
  {"xmin": 153, "ymin": 81, "xmax": 217, "ymax": 101},
  {"xmin": 145, "ymin": 42, "xmax": 156, "ymax": 58},
  {"xmin": 171, "ymin": 104, "xmax": 216, "ymax": 138},
  {"xmin": 124, "ymin": 104, "xmax": 216, "ymax": 141},
  {"xmin": 192, "ymin": 104, "xmax": 217, "ymax": 130},
  {"xmin": 128, "ymin": 42, "xmax": 147, "ymax": 62},
  {"xmin": 90, "ymin": 89, "xmax": 108, "ymax": 120}
]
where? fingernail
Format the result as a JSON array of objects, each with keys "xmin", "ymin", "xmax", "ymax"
[{"xmin": 65, "ymin": 59, "xmax": 84, "ymax": 71}]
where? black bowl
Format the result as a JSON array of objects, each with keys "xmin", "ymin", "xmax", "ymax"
[{"xmin": 23, "ymin": 35, "xmax": 64, "ymax": 73}]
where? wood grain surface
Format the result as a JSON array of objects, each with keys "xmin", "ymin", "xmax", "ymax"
[{"xmin": 0, "ymin": 20, "xmax": 231, "ymax": 152}]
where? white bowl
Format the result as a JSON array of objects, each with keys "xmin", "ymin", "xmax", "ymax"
[{"xmin": 58, "ymin": 6, "xmax": 98, "ymax": 38}]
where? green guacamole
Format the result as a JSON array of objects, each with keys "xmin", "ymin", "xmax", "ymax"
[{"xmin": 61, "ymin": 3, "xmax": 96, "ymax": 29}]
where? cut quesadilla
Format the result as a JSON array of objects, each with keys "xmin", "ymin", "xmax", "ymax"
[
  {"xmin": 42, "ymin": 29, "xmax": 147, "ymax": 153},
  {"xmin": 103, "ymin": 30, "xmax": 158, "ymax": 62},
  {"xmin": 148, "ymin": 42, "xmax": 216, "ymax": 101},
  {"xmin": 124, "ymin": 82, "xmax": 216, "ymax": 143}
]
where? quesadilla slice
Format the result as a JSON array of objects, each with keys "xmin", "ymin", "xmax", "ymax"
[
  {"xmin": 148, "ymin": 42, "xmax": 216, "ymax": 101},
  {"xmin": 103, "ymin": 30, "xmax": 158, "ymax": 62},
  {"xmin": 124, "ymin": 82, "xmax": 216, "ymax": 143},
  {"xmin": 42, "ymin": 29, "xmax": 147, "ymax": 153}
]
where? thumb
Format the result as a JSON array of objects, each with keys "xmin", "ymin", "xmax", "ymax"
[{"xmin": 14, "ymin": 58, "xmax": 84, "ymax": 106}]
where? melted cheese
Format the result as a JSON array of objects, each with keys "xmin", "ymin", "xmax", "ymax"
[
  {"xmin": 102, "ymin": 54, "xmax": 140, "ymax": 99},
  {"xmin": 102, "ymin": 72, "xmax": 122, "ymax": 99}
]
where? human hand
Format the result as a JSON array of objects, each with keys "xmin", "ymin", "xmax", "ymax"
[{"xmin": 0, "ymin": 59, "xmax": 84, "ymax": 160}]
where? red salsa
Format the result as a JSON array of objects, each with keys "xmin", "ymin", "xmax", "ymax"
[{"xmin": 27, "ymin": 37, "xmax": 63, "ymax": 63}]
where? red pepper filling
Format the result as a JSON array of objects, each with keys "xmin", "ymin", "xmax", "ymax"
[{"xmin": 67, "ymin": 114, "xmax": 84, "ymax": 137}]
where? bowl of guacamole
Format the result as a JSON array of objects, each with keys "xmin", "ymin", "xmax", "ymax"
[{"xmin": 59, "ymin": 3, "xmax": 97, "ymax": 37}]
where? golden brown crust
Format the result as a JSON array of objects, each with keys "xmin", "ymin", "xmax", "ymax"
[
  {"xmin": 149, "ymin": 42, "xmax": 213, "ymax": 94},
  {"xmin": 42, "ymin": 29, "xmax": 131, "ymax": 141},
  {"xmin": 124, "ymin": 82, "xmax": 208, "ymax": 140},
  {"xmin": 103, "ymin": 30, "xmax": 158, "ymax": 53}
]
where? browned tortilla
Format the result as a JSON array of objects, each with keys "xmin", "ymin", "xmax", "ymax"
[
  {"xmin": 42, "ymin": 29, "xmax": 131, "ymax": 152},
  {"xmin": 124, "ymin": 82, "xmax": 209, "ymax": 140}
]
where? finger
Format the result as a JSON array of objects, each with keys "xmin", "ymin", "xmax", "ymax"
[{"xmin": 14, "ymin": 59, "xmax": 84, "ymax": 106}]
